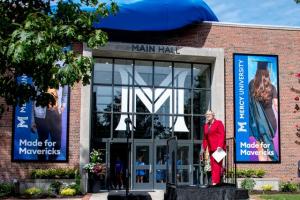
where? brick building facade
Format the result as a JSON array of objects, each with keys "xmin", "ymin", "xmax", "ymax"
[{"xmin": 1, "ymin": 22, "xmax": 300, "ymax": 184}]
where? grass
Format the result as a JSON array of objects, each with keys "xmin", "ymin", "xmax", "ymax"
[{"xmin": 260, "ymin": 194, "xmax": 300, "ymax": 200}]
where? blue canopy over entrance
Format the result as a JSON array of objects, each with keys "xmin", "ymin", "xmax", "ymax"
[{"xmin": 51, "ymin": 0, "xmax": 218, "ymax": 31}]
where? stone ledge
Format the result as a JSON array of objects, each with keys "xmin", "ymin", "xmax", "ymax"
[{"xmin": 237, "ymin": 178, "xmax": 280, "ymax": 191}]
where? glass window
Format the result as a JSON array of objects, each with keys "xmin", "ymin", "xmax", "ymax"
[
  {"xmin": 154, "ymin": 88, "xmax": 172, "ymax": 115},
  {"xmin": 174, "ymin": 89, "xmax": 191, "ymax": 115},
  {"xmin": 114, "ymin": 59, "xmax": 133, "ymax": 85},
  {"xmin": 177, "ymin": 146, "xmax": 189, "ymax": 165},
  {"xmin": 94, "ymin": 113, "xmax": 111, "ymax": 138},
  {"xmin": 113, "ymin": 86, "xmax": 122, "ymax": 113},
  {"xmin": 193, "ymin": 144, "xmax": 202, "ymax": 164},
  {"xmin": 174, "ymin": 63, "xmax": 192, "ymax": 88},
  {"xmin": 193, "ymin": 64, "xmax": 210, "ymax": 88},
  {"xmin": 134, "ymin": 114, "xmax": 152, "ymax": 139},
  {"xmin": 193, "ymin": 89, "xmax": 211, "ymax": 115},
  {"xmin": 154, "ymin": 62, "xmax": 172, "ymax": 87},
  {"xmin": 93, "ymin": 86, "xmax": 112, "ymax": 112},
  {"xmin": 135, "ymin": 60, "xmax": 152, "ymax": 86},
  {"xmin": 94, "ymin": 58, "xmax": 113, "ymax": 84},
  {"xmin": 193, "ymin": 115, "xmax": 206, "ymax": 140},
  {"xmin": 153, "ymin": 115, "xmax": 172, "ymax": 139},
  {"xmin": 113, "ymin": 113, "xmax": 131, "ymax": 138},
  {"xmin": 135, "ymin": 87, "xmax": 153, "ymax": 113},
  {"xmin": 174, "ymin": 116, "xmax": 191, "ymax": 140},
  {"xmin": 156, "ymin": 146, "xmax": 167, "ymax": 164}
]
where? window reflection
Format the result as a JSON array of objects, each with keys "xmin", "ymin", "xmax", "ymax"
[
  {"xmin": 94, "ymin": 58, "xmax": 113, "ymax": 84},
  {"xmin": 114, "ymin": 59, "xmax": 133, "ymax": 85},
  {"xmin": 193, "ymin": 64, "xmax": 210, "ymax": 88},
  {"xmin": 193, "ymin": 90, "xmax": 211, "ymax": 115},
  {"xmin": 156, "ymin": 146, "xmax": 167, "ymax": 164},
  {"xmin": 93, "ymin": 86, "xmax": 112, "ymax": 112},
  {"xmin": 193, "ymin": 116, "xmax": 206, "ymax": 140},
  {"xmin": 135, "ymin": 60, "xmax": 152, "ymax": 86},
  {"xmin": 113, "ymin": 114, "xmax": 128, "ymax": 138},
  {"xmin": 153, "ymin": 115, "xmax": 172, "ymax": 139},
  {"xmin": 154, "ymin": 62, "xmax": 172, "ymax": 87},
  {"xmin": 174, "ymin": 63, "xmax": 192, "ymax": 88},
  {"xmin": 134, "ymin": 114, "xmax": 152, "ymax": 139},
  {"xmin": 94, "ymin": 113, "xmax": 111, "ymax": 138},
  {"xmin": 113, "ymin": 87, "xmax": 123, "ymax": 113},
  {"xmin": 135, "ymin": 87, "xmax": 153, "ymax": 113},
  {"xmin": 174, "ymin": 116, "xmax": 191, "ymax": 139}
]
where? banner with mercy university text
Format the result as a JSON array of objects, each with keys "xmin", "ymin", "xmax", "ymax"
[
  {"xmin": 13, "ymin": 75, "xmax": 69, "ymax": 162},
  {"xmin": 234, "ymin": 54, "xmax": 280, "ymax": 163}
]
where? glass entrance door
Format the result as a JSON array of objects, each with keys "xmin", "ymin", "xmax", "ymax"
[
  {"xmin": 154, "ymin": 144, "xmax": 167, "ymax": 189},
  {"xmin": 176, "ymin": 144, "xmax": 193, "ymax": 185},
  {"xmin": 133, "ymin": 143, "xmax": 153, "ymax": 189}
]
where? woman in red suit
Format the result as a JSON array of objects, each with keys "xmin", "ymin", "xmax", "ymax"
[{"xmin": 201, "ymin": 110, "xmax": 226, "ymax": 185}]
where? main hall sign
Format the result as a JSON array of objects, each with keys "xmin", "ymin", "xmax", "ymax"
[{"xmin": 131, "ymin": 44, "xmax": 180, "ymax": 54}]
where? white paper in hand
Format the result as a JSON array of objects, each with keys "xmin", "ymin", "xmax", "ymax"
[{"xmin": 212, "ymin": 148, "xmax": 226, "ymax": 163}]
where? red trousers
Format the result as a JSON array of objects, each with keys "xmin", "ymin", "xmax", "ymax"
[{"xmin": 209, "ymin": 153, "xmax": 223, "ymax": 184}]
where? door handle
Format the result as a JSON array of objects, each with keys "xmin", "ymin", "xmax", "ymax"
[
  {"xmin": 189, "ymin": 165, "xmax": 192, "ymax": 174},
  {"xmin": 149, "ymin": 164, "xmax": 152, "ymax": 174}
]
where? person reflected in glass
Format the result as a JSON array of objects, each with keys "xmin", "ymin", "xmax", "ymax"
[
  {"xmin": 248, "ymin": 61, "xmax": 278, "ymax": 161},
  {"xmin": 156, "ymin": 157, "xmax": 166, "ymax": 183},
  {"xmin": 136, "ymin": 155, "xmax": 145, "ymax": 183},
  {"xmin": 114, "ymin": 156, "xmax": 124, "ymax": 189},
  {"xmin": 201, "ymin": 110, "xmax": 225, "ymax": 186}
]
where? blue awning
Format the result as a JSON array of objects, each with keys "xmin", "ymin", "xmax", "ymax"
[{"xmin": 51, "ymin": 0, "xmax": 218, "ymax": 31}]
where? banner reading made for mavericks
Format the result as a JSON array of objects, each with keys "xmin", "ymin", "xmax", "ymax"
[
  {"xmin": 234, "ymin": 54, "xmax": 280, "ymax": 163},
  {"xmin": 13, "ymin": 75, "xmax": 69, "ymax": 162}
]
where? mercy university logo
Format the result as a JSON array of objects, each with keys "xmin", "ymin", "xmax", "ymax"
[{"xmin": 115, "ymin": 67, "xmax": 189, "ymax": 132}]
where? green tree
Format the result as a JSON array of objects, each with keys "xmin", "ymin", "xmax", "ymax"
[
  {"xmin": 0, "ymin": 0, "xmax": 118, "ymax": 114},
  {"xmin": 295, "ymin": 0, "xmax": 300, "ymax": 3}
]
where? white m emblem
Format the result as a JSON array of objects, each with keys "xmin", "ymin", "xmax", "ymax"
[{"xmin": 116, "ymin": 67, "xmax": 189, "ymax": 132}]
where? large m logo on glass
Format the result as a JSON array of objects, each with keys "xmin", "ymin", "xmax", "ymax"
[{"xmin": 116, "ymin": 67, "xmax": 189, "ymax": 132}]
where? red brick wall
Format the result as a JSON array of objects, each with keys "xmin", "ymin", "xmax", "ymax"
[
  {"xmin": 0, "ymin": 83, "xmax": 81, "ymax": 180},
  {"xmin": 1, "ymin": 23, "xmax": 300, "ymax": 182}
]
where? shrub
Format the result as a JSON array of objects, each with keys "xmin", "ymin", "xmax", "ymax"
[
  {"xmin": 280, "ymin": 182, "xmax": 298, "ymax": 192},
  {"xmin": 30, "ymin": 168, "xmax": 77, "ymax": 179},
  {"xmin": 241, "ymin": 178, "xmax": 256, "ymax": 192},
  {"xmin": 60, "ymin": 188, "xmax": 76, "ymax": 196},
  {"xmin": 236, "ymin": 169, "xmax": 266, "ymax": 178},
  {"xmin": 255, "ymin": 169, "xmax": 266, "ymax": 178},
  {"xmin": 0, "ymin": 183, "xmax": 14, "ymax": 197},
  {"xmin": 262, "ymin": 184, "xmax": 273, "ymax": 192},
  {"xmin": 24, "ymin": 187, "xmax": 42, "ymax": 196},
  {"xmin": 49, "ymin": 181, "xmax": 62, "ymax": 194}
]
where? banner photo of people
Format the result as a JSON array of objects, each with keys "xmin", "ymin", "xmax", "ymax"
[
  {"xmin": 234, "ymin": 54, "xmax": 280, "ymax": 163},
  {"xmin": 13, "ymin": 75, "xmax": 69, "ymax": 162}
]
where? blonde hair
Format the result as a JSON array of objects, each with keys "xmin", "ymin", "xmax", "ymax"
[{"xmin": 205, "ymin": 110, "xmax": 215, "ymax": 116}]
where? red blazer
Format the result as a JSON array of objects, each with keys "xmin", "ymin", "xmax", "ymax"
[{"xmin": 202, "ymin": 119, "xmax": 226, "ymax": 152}]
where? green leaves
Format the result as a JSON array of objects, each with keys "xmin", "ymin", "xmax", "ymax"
[{"xmin": 0, "ymin": 0, "xmax": 118, "ymax": 107}]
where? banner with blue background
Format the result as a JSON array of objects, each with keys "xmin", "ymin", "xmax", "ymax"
[
  {"xmin": 234, "ymin": 54, "xmax": 280, "ymax": 163},
  {"xmin": 13, "ymin": 75, "xmax": 69, "ymax": 162}
]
